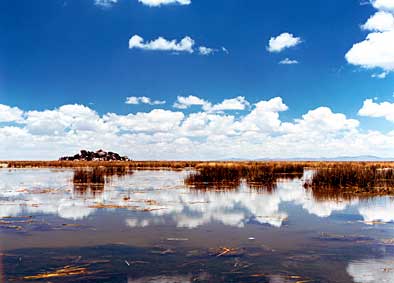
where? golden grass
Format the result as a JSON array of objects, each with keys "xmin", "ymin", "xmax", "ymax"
[
  {"xmin": 5, "ymin": 160, "xmax": 199, "ymax": 169},
  {"xmin": 185, "ymin": 162, "xmax": 305, "ymax": 190},
  {"xmin": 73, "ymin": 166, "xmax": 133, "ymax": 195},
  {"xmin": 304, "ymin": 163, "xmax": 394, "ymax": 195}
]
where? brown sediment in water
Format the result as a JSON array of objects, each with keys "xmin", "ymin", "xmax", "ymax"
[{"xmin": 22, "ymin": 265, "xmax": 92, "ymax": 280}]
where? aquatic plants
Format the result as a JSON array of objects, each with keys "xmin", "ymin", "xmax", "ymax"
[
  {"xmin": 185, "ymin": 162, "xmax": 305, "ymax": 190},
  {"xmin": 305, "ymin": 163, "xmax": 394, "ymax": 195},
  {"xmin": 73, "ymin": 166, "xmax": 133, "ymax": 195},
  {"xmin": 5, "ymin": 160, "xmax": 394, "ymax": 195}
]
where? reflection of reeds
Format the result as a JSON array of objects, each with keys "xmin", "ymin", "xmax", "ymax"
[
  {"xmin": 305, "ymin": 163, "xmax": 394, "ymax": 195},
  {"xmin": 6, "ymin": 160, "xmax": 394, "ymax": 195},
  {"xmin": 185, "ymin": 165, "xmax": 242, "ymax": 190},
  {"xmin": 73, "ymin": 166, "xmax": 133, "ymax": 195},
  {"xmin": 185, "ymin": 163, "xmax": 305, "ymax": 190}
]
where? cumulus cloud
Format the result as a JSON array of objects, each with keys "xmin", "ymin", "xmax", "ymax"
[
  {"xmin": 2, "ymin": 96, "xmax": 394, "ymax": 160},
  {"xmin": 173, "ymin": 95, "xmax": 209, "ymax": 109},
  {"xmin": 371, "ymin": 0, "xmax": 394, "ymax": 12},
  {"xmin": 285, "ymin": 107, "xmax": 359, "ymax": 133},
  {"xmin": 138, "ymin": 0, "xmax": 191, "ymax": 7},
  {"xmin": 358, "ymin": 98, "xmax": 394, "ymax": 122},
  {"xmin": 210, "ymin": 96, "xmax": 250, "ymax": 112},
  {"xmin": 128, "ymin": 35, "xmax": 225, "ymax": 56},
  {"xmin": 237, "ymin": 97, "xmax": 289, "ymax": 133},
  {"xmin": 0, "ymin": 104, "xmax": 24, "ymax": 123},
  {"xmin": 126, "ymin": 96, "xmax": 166, "ymax": 105},
  {"xmin": 174, "ymin": 95, "xmax": 249, "ymax": 112},
  {"xmin": 362, "ymin": 11, "xmax": 394, "ymax": 31},
  {"xmin": 346, "ymin": 2, "xmax": 394, "ymax": 74},
  {"xmin": 129, "ymin": 35, "xmax": 194, "ymax": 53},
  {"xmin": 267, "ymin": 32, "xmax": 302, "ymax": 53},
  {"xmin": 104, "ymin": 109, "xmax": 184, "ymax": 133},
  {"xmin": 279, "ymin": 58, "xmax": 299, "ymax": 65},
  {"xmin": 346, "ymin": 31, "xmax": 394, "ymax": 71}
]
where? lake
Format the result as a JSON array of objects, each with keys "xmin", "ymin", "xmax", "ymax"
[{"xmin": 0, "ymin": 168, "xmax": 393, "ymax": 282}]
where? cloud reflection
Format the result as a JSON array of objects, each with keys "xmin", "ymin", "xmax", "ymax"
[
  {"xmin": 0, "ymin": 169, "xmax": 393, "ymax": 228},
  {"xmin": 347, "ymin": 257, "xmax": 394, "ymax": 283}
]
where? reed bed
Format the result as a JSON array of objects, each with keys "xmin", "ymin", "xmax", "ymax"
[
  {"xmin": 5, "ymin": 160, "xmax": 394, "ymax": 195},
  {"xmin": 185, "ymin": 162, "xmax": 305, "ymax": 190},
  {"xmin": 73, "ymin": 166, "xmax": 133, "ymax": 195},
  {"xmin": 5, "ymin": 160, "xmax": 199, "ymax": 170},
  {"xmin": 305, "ymin": 163, "xmax": 394, "ymax": 195}
]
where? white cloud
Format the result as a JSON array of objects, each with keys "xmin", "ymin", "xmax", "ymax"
[
  {"xmin": 173, "ymin": 95, "xmax": 209, "ymax": 109},
  {"xmin": 279, "ymin": 58, "xmax": 299, "ymax": 65},
  {"xmin": 371, "ymin": 0, "xmax": 394, "ymax": 12},
  {"xmin": 362, "ymin": 11, "xmax": 394, "ymax": 31},
  {"xmin": 346, "ymin": 3, "xmax": 394, "ymax": 74},
  {"xmin": 3, "ymin": 96, "xmax": 394, "ymax": 160},
  {"xmin": 104, "ymin": 109, "xmax": 184, "ymax": 133},
  {"xmin": 267, "ymin": 32, "xmax": 302, "ymax": 53},
  {"xmin": 371, "ymin": 71, "xmax": 388, "ymax": 78},
  {"xmin": 358, "ymin": 98, "xmax": 394, "ymax": 122},
  {"xmin": 198, "ymin": 46, "xmax": 228, "ymax": 56},
  {"xmin": 210, "ymin": 96, "xmax": 250, "ymax": 112},
  {"xmin": 238, "ymin": 97, "xmax": 288, "ymax": 132},
  {"xmin": 128, "ymin": 35, "xmax": 225, "ymax": 56},
  {"xmin": 174, "ymin": 95, "xmax": 249, "ymax": 112},
  {"xmin": 94, "ymin": 0, "xmax": 117, "ymax": 7},
  {"xmin": 23, "ymin": 104, "xmax": 113, "ymax": 136},
  {"xmin": 346, "ymin": 31, "xmax": 394, "ymax": 71},
  {"xmin": 285, "ymin": 107, "xmax": 360, "ymax": 133},
  {"xmin": 198, "ymin": 46, "xmax": 215, "ymax": 55},
  {"xmin": 126, "ymin": 96, "xmax": 166, "ymax": 105},
  {"xmin": 129, "ymin": 35, "xmax": 194, "ymax": 53},
  {"xmin": 0, "ymin": 104, "xmax": 24, "ymax": 123},
  {"xmin": 138, "ymin": 0, "xmax": 191, "ymax": 7}
]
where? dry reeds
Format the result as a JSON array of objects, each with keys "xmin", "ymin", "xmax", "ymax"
[
  {"xmin": 305, "ymin": 163, "xmax": 394, "ymax": 195},
  {"xmin": 73, "ymin": 166, "xmax": 133, "ymax": 195},
  {"xmin": 5, "ymin": 160, "xmax": 199, "ymax": 170},
  {"xmin": 185, "ymin": 162, "xmax": 305, "ymax": 190},
  {"xmin": 5, "ymin": 160, "xmax": 394, "ymax": 195}
]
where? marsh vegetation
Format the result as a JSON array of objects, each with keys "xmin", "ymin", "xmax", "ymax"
[
  {"xmin": 72, "ymin": 166, "xmax": 133, "ymax": 195},
  {"xmin": 4, "ymin": 160, "xmax": 394, "ymax": 195}
]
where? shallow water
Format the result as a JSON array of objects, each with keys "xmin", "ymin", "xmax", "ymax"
[{"xmin": 0, "ymin": 169, "xmax": 393, "ymax": 282}]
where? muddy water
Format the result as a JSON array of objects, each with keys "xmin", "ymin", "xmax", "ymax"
[{"xmin": 0, "ymin": 169, "xmax": 393, "ymax": 282}]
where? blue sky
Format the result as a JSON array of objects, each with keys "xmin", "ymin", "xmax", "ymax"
[{"xmin": 0, "ymin": 0, "xmax": 394, "ymax": 159}]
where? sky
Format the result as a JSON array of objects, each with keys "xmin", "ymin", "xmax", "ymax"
[{"xmin": 0, "ymin": 0, "xmax": 394, "ymax": 160}]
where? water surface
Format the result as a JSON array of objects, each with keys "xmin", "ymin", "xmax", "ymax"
[{"xmin": 0, "ymin": 169, "xmax": 393, "ymax": 282}]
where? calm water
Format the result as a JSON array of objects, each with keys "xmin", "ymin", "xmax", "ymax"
[{"xmin": 0, "ymin": 169, "xmax": 393, "ymax": 282}]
